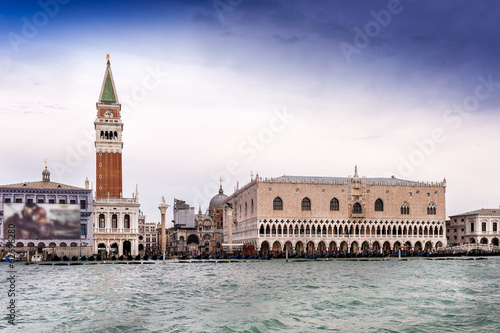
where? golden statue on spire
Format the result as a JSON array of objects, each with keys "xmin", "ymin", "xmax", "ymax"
[{"xmin": 106, "ymin": 54, "xmax": 110, "ymax": 61}]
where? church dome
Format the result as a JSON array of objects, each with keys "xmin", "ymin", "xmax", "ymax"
[{"xmin": 209, "ymin": 185, "xmax": 228, "ymax": 211}]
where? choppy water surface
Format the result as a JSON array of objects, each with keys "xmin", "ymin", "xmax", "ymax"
[{"xmin": 1, "ymin": 258, "xmax": 499, "ymax": 332}]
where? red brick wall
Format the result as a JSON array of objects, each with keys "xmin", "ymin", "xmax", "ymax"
[{"xmin": 96, "ymin": 152, "xmax": 122, "ymax": 198}]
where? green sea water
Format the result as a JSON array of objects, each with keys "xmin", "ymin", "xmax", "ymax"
[{"xmin": 1, "ymin": 258, "xmax": 499, "ymax": 332}]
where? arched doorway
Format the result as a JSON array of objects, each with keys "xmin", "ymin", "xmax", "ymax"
[
  {"xmin": 187, "ymin": 234, "xmax": 199, "ymax": 253},
  {"xmin": 295, "ymin": 241, "xmax": 304, "ymax": 254},
  {"xmin": 138, "ymin": 244, "xmax": 144, "ymax": 252},
  {"xmin": 383, "ymin": 241, "xmax": 391, "ymax": 253},
  {"xmin": 480, "ymin": 238, "xmax": 488, "ymax": 244},
  {"xmin": 318, "ymin": 241, "xmax": 326, "ymax": 253},
  {"xmin": 372, "ymin": 241, "xmax": 380, "ymax": 252},
  {"xmin": 404, "ymin": 241, "xmax": 412, "ymax": 253},
  {"xmin": 272, "ymin": 241, "xmax": 281, "ymax": 253},
  {"xmin": 435, "ymin": 241, "xmax": 443, "ymax": 249},
  {"xmin": 340, "ymin": 241, "xmax": 348, "ymax": 253},
  {"xmin": 306, "ymin": 241, "xmax": 315, "ymax": 254},
  {"xmin": 329, "ymin": 241, "xmax": 337, "ymax": 252},
  {"xmin": 425, "ymin": 241, "xmax": 432, "ymax": 251},
  {"xmin": 98, "ymin": 243, "xmax": 106, "ymax": 257},
  {"xmin": 261, "ymin": 241, "xmax": 270, "ymax": 253},
  {"xmin": 123, "ymin": 241, "xmax": 131, "ymax": 256},
  {"xmin": 393, "ymin": 241, "xmax": 401, "ymax": 252},
  {"xmin": 492, "ymin": 238, "xmax": 499, "ymax": 246},
  {"xmin": 284, "ymin": 241, "xmax": 293, "ymax": 251},
  {"xmin": 469, "ymin": 238, "xmax": 476, "ymax": 244},
  {"xmin": 361, "ymin": 241, "xmax": 370, "ymax": 253},
  {"xmin": 414, "ymin": 241, "xmax": 422, "ymax": 252},
  {"xmin": 110, "ymin": 242, "xmax": 118, "ymax": 256},
  {"xmin": 351, "ymin": 241, "xmax": 359, "ymax": 254}
]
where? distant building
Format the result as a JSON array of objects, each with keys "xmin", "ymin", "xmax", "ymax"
[
  {"xmin": 445, "ymin": 218, "xmax": 466, "ymax": 246},
  {"xmin": 92, "ymin": 58, "xmax": 141, "ymax": 257},
  {"xmin": 138, "ymin": 213, "xmax": 158, "ymax": 255},
  {"xmin": 448, "ymin": 209, "xmax": 500, "ymax": 247},
  {"xmin": 169, "ymin": 187, "xmax": 227, "ymax": 255},
  {"xmin": 223, "ymin": 167, "xmax": 447, "ymax": 254},
  {"xmin": 0, "ymin": 167, "xmax": 93, "ymax": 257}
]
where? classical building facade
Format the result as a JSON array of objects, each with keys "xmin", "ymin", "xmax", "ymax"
[
  {"xmin": 0, "ymin": 167, "xmax": 93, "ymax": 257},
  {"xmin": 138, "ymin": 213, "xmax": 158, "ymax": 255},
  {"xmin": 223, "ymin": 168, "xmax": 447, "ymax": 254},
  {"xmin": 92, "ymin": 57, "xmax": 140, "ymax": 256},
  {"xmin": 448, "ymin": 209, "xmax": 500, "ymax": 247}
]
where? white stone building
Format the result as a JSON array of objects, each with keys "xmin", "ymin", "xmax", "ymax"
[
  {"xmin": 448, "ymin": 209, "xmax": 500, "ymax": 247},
  {"xmin": 224, "ymin": 168, "xmax": 447, "ymax": 254}
]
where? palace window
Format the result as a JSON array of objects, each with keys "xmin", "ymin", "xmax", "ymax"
[
  {"xmin": 124, "ymin": 215, "xmax": 130, "ymax": 229},
  {"xmin": 4, "ymin": 198, "xmax": 11, "ymax": 203},
  {"xmin": 99, "ymin": 214, "xmax": 105, "ymax": 228},
  {"xmin": 494, "ymin": 223, "xmax": 498, "ymax": 232},
  {"xmin": 245, "ymin": 202, "xmax": 248, "ymax": 215},
  {"xmin": 80, "ymin": 200, "xmax": 86, "ymax": 210},
  {"xmin": 112, "ymin": 214, "xmax": 118, "ymax": 228},
  {"xmin": 251, "ymin": 199, "xmax": 254, "ymax": 213},
  {"xmin": 352, "ymin": 202, "xmax": 362, "ymax": 214},
  {"xmin": 401, "ymin": 202, "xmax": 410, "ymax": 215},
  {"xmin": 273, "ymin": 197, "xmax": 283, "ymax": 211},
  {"xmin": 482, "ymin": 222, "xmax": 486, "ymax": 232},
  {"xmin": 16, "ymin": 198, "xmax": 22, "ymax": 203},
  {"xmin": 471, "ymin": 222, "xmax": 475, "ymax": 232},
  {"xmin": 427, "ymin": 202, "xmax": 437, "ymax": 215},
  {"xmin": 70, "ymin": 199, "xmax": 76, "ymax": 204},
  {"xmin": 81, "ymin": 224, "xmax": 87, "ymax": 236},
  {"xmin": 330, "ymin": 198, "xmax": 339, "ymax": 211},
  {"xmin": 375, "ymin": 199, "xmax": 384, "ymax": 211},
  {"xmin": 301, "ymin": 197, "xmax": 311, "ymax": 211}
]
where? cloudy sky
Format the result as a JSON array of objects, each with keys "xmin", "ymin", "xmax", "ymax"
[{"xmin": 1, "ymin": 0, "xmax": 499, "ymax": 224}]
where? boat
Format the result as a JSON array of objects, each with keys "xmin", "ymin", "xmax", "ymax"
[
  {"xmin": 31, "ymin": 253, "xmax": 43, "ymax": 263},
  {"xmin": 2, "ymin": 253, "xmax": 16, "ymax": 262}
]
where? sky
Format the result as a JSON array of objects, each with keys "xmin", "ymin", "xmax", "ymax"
[{"xmin": 1, "ymin": 0, "xmax": 499, "ymax": 225}]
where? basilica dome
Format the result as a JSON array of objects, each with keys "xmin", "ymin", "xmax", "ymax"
[{"xmin": 209, "ymin": 186, "xmax": 228, "ymax": 211}]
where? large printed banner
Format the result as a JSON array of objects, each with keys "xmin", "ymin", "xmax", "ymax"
[{"xmin": 3, "ymin": 203, "xmax": 80, "ymax": 240}]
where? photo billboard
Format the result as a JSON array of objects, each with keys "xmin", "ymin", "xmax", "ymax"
[{"xmin": 3, "ymin": 203, "xmax": 80, "ymax": 240}]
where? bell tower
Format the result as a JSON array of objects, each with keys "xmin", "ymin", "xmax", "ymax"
[{"xmin": 95, "ymin": 55, "xmax": 123, "ymax": 198}]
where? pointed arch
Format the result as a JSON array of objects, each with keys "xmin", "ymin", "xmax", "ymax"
[
  {"xmin": 301, "ymin": 197, "xmax": 311, "ymax": 211},
  {"xmin": 273, "ymin": 197, "xmax": 283, "ymax": 210},
  {"xmin": 427, "ymin": 202, "xmax": 437, "ymax": 215},
  {"xmin": 330, "ymin": 198, "xmax": 340, "ymax": 211},
  {"xmin": 401, "ymin": 202, "xmax": 410, "ymax": 215},
  {"xmin": 352, "ymin": 202, "xmax": 362, "ymax": 214}
]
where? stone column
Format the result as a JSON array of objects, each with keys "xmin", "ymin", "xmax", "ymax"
[
  {"xmin": 158, "ymin": 199, "xmax": 170, "ymax": 254},
  {"xmin": 225, "ymin": 206, "xmax": 234, "ymax": 253}
]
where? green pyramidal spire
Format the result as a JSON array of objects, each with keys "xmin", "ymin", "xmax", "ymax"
[{"xmin": 99, "ymin": 59, "xmax": 117, "ymax": 103}]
